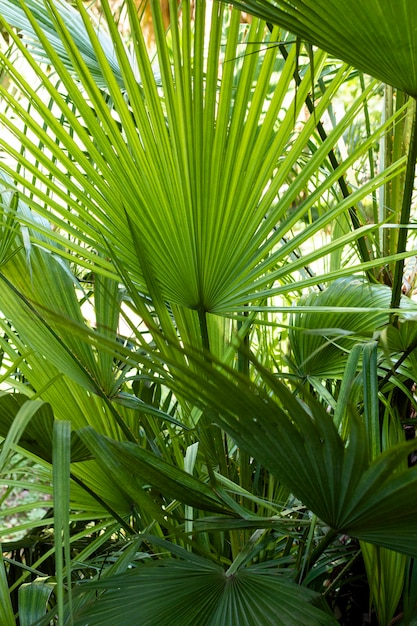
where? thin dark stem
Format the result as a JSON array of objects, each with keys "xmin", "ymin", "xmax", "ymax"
[
  {"xmin": 299, "ymin": 528, "xmax": 339, "ymax": 582},
  {"xmin": 198, "ymin": 308, "xmax": 211, "ymax": 354},
  {"xmin": 390, "ymin": 97, "xmax": 417, "ymax": 315},
  {"xmin": 378, "ymin": 335, "xmax": 417, "ymax": 390},
  {"xmin": 278, "ymin": 44, "xmax": 373, "ymax": 276}
]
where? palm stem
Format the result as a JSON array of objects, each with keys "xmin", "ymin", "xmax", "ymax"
[
  {"xmin": 198, "ymin": 308, "xmax": 211, "ymax": 353},
  {"xmin": 390, "ymin": 97, "xmax": 417, "ymax": 315},
  {"xmin": 300, "ymin": 527, "xmax": 339, "ymax": 582},
  {"xmin": 279, "ymin": 42, "xmax": 373, "ymax": 275}
]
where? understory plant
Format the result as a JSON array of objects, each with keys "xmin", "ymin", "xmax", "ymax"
[{"xmin": 0, "ymin": 1, "xmax": 416, "ymax": 624}]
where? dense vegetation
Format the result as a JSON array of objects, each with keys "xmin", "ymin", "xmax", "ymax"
[{"xmin": 0, "ymin": 1, "xmax": 417, "ymax": 624}]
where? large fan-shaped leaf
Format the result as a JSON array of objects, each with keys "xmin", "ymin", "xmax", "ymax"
[
  {"xmin": 70, "ymin": 557, "xmax": 336, "ymax": 626},
  {"xmin": 0, "ymin": 0, "xmax": 407, "ymax": 322},
  {"xmin": 158, "ymin": 345, "xmax": 417, "ymax": 556}
]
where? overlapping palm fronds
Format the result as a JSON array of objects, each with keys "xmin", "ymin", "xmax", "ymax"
[
  {"xmin": 0, "ymin": 1, "xmax": 416, "ymax": 624},
  {"xmin": 224, "ymin": 0, "xmax": 417, "ymax": 313},
  {"xmin": 223, "ymin": 0, "xmax": 417, "ymax": 97}
]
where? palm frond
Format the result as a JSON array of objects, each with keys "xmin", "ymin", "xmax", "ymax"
[
  {"xmin": 224, "ymin": 0, "xmax": 417, "ymax": 96},
  {"xmin": 289, "ymin": 276, "xmax": 417, "ymax": 379},
  {"xmin": 150, "ymin": 342, "xmax": 417, "ymax": 556},
  {"xmin": 0, "ymin": 0, "xmax": 407, "ymax": 323},
  {"xmin": 0, "ymin": 0, "xmax": 139, "ymax": 90},
  {"xmin": 69, "ymin": 552, "xmax": 337, "ymax": 626}
]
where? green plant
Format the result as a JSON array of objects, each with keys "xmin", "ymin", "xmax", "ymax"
[
  {"xmin": 227, "ymin": 0, "xmax": 417, "ymax": 310},
  {"xmin": 0, "ymin": 1, "xmax": 416, "ymax": 624}
]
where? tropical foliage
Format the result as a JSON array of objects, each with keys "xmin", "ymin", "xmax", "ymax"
[{"xmin": 0, "ymin": 0, "xmax": 416, "ymax": 624}]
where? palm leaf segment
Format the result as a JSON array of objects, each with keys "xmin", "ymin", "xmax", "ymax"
[
  {"xmin": 0, "ymin": 0, "xmax": 128, "ymax": 90},
  {"xmin": 228, "ymin": 0, "xmax": 417, "ymax": 97},
  {"xmin": 225, "ymin": 0, "xmax": 417, "ymax": 319}
]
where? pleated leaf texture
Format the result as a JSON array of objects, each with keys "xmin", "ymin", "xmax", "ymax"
[{"xmin": 228, "ymin": 0, "xmax": 417, "ymax": 96}]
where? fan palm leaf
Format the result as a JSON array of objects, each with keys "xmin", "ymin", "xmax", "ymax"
[
  {"xmin": 69, "ymin": 556, "xmax": 337, "ymax": 626},
  {"xmin": 0, "ymin": 0, "xmax": 408, "ymax": 328},
  {"xmin": 147, "ymin": 341, "xmax": 417, "ymax": 557},
  {"xmin": 289, "ymin": 276, "xmax": 417, "ymax": 379}
]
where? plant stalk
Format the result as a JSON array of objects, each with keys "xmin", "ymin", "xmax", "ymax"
[
  {"xmin": 390, "ymin": 97, "xmax": 417, "ymax": 315},
  {"xmin": 198, "ymin": 308, "xmax": 211, "ymax": 354},
  {"xmin": 299, "ymin": 527, "xmax": 339, "ymax": 582},
  {"xmin": 279, "ymin": 43, "xmax": 373, "ymax": 276}
]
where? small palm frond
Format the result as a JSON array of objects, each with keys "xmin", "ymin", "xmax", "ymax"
[{"xmin": 0, "ymin": 0, "xmax": 135, "ymax": 90}]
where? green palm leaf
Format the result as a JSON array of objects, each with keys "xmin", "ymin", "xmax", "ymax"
[
  {"xmin": 157, "ymin": 344, "xmax": 417, "ymax": 556},
  {"xmin": 18, "ymin": 581, "xmax": 55, "ymax": 626},
  {"xmin": 289, "ymin": 276, "xmax": 417, "ymax": 379},
  {"xmin": 225, "ymin": 0, "xmax": 417, "ymax": 96},
  {"xmin": 0, "ymin": 0, "xmax": 133, "ymax": 90},
  {"xmin": 70, "ymin": 554, "xmax": 336, "ymax": 626},
  {"xmin": 0, "ymin": 0, "xmax": 406, "ymax": 323}
]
